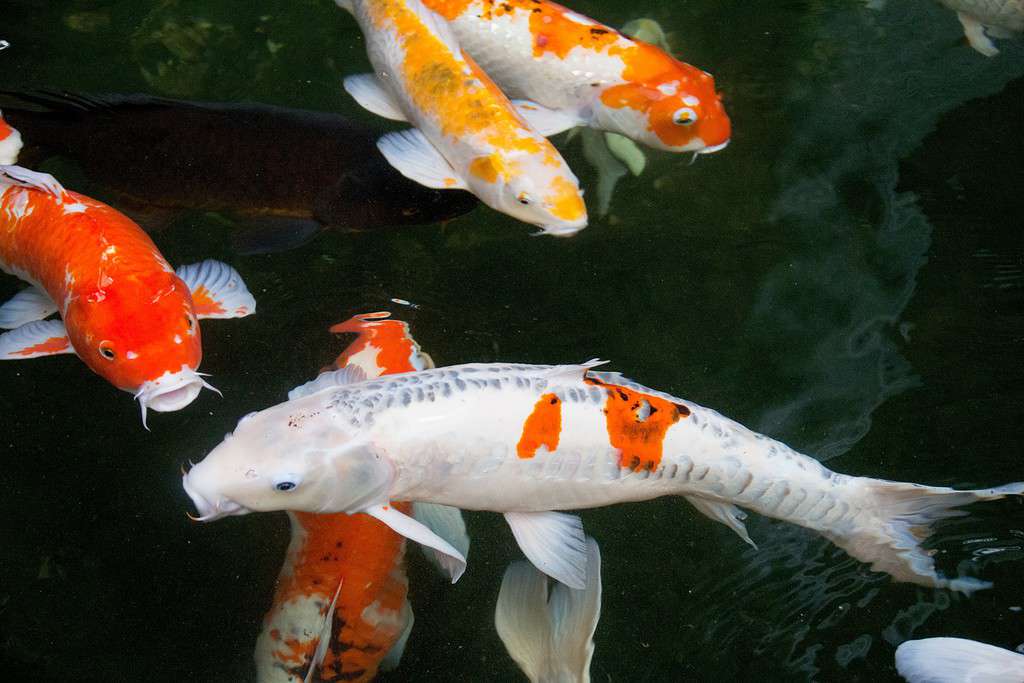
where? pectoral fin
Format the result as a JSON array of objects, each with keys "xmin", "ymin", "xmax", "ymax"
[
  {"xmin": 176, "ymin": 259, "xmax": 256, "ymax": 319},
  {"xmin": 0, "ymin": 286, "xmax": 57, "ymax": 329},
  {"xmin": 512, "ymin": 100, "xmax": 581, "ymax": 137},
  {"xmin": 0, "ymin": 320, "xmax": 73, "ymax": 359},
  {"xmin": 363, "ymin": 503, "xmax": 466, "ymax": 582},
  {"xmin": 0, "ymin": 165, "xmax": 65, "ymax": 197},
  {"xmin": 504, "ymin": 511, "xmax": 588, "ymax": 589},
  {"xmin": 343, "ymin": 74, "xmax": 408, "ymax": 122},
  {"xmin": 684, "ymin": 496, "xmax": 757, "ymax": 549},
  {"xmin": 304, "ymin": 578, "xmax": 344, "ymax": 683},
  {"xmin": 412, "ymin": 502, "xmax": 470, "ymax": 576},
  {"xmin": 377, "ymin": 129, "xmax": 467, "ymax": 190}
]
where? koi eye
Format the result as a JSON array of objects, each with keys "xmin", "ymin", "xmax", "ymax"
[
  {"xmin": 185, "ymin": 315, "xmax": 194, "ymax": 331},
  {"xmin": 275, "ymin": 482, "xmax": 296, "ymax": 492},
  {"xmin": 517, "ymin": 193, "xmax": 532, "ymax": 205},
  {"xmin": 273, "ymin": 474, "xmax": 301, "ymax": 492},
  {"xmin": 673, "ymin": 107, "xmax": 698, "ymax": 126},
  {"xmin": 98, "ymin": 343, "xmax": 116, "ymax": 361}
]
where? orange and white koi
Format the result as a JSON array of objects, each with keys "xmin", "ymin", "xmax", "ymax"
[
  {"xmin": 0, "ymin": 112, "xmax": 23, "ymax": 165},
  {"xmin": 0, "ymin": 166, "xmax": 255, "ymax": 424},
  {"xmin": 423, "ymin": 1, "xmax": 731, "ymax": 154},
  {"xmin": 896, "ymin": 637, "xmax": 1024, "ymax": 682},
  {"xmin": 336, "ymin": 0, "xmax": 588, "ymax": 235},
  {"xmin": 255, "ymin": 311, "xmax": 466, "ymax": 682},
  {"xmin": 184, "ymin": 361, "xmax": 1022, "ymax": 593}
]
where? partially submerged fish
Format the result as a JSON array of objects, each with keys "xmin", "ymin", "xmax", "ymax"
[
  {"xmin": 0, "ymin": 165, "xmax": 254, "ymax": 424},
  {"xmin": 424, "ymin": 0, "xmax": 731, "ymax": 153},
  {"xmin": 939, "ymin": 0, "xmax": 1024, "ymax": 56},
  {"xmin": 0, "ymin": 110, "xmax": 22, "ymax": 165},
  {"xmin": 1, "ymin": 91, "xmax": 479, "ymax": 253},
  {"xmin": 495, "ymin": 536, "xmax": 601, "ymax": 683},
  {"xmin": 337, "ymin": 0, "xmax": 588, "ymax": 235},
  {"xmin": 184, "ymin": 361, "xmax": 1022, "ymax": 593},
  {"xmin": 895, "ymin": 637, "xmax": 1024, "ymax": 682},
  {"xmin": 256, "ymin": 311, "xmax": 466, "ymax": 683}
]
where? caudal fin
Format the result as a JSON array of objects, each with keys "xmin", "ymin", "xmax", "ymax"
[
  {"xmin": 494, "ymin": 537, "xmax": 601, "ymax": 683},
  {"xmin": 895, "ymin": 637, "xmax": 1024, "ymax": 682},
  {"xmin": 826, "ymin": 479, "xmax": 1023, "ymax": 592}
]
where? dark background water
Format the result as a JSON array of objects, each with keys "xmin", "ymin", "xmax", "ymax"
[{"xmin": 1, "ymin": 1, "xmax": 1023, "ymax": 681}]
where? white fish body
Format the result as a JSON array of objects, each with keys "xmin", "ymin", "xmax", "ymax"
[
  {"xmin": 939, "ymin": 0, "xmax": 1024, "ymax": 55},
  {"xmin": 337, "ymin": 0, "xmax": 587, "ymax": 234},
  {"xmin": 896, "ymin": 637, "xmax": 1024, "ymax": 682},
  {"xmin": 184, "ymin": 362, "xmax": 1023, "ymax": 592}
]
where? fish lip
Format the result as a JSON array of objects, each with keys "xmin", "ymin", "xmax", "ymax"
[
  {"xmin": 538, "ymin": 216, "xmax": 588, "ymax": 237},
  {"xmin": 135, "ymin": 367, "xmax": 219, "ymax": 426},
  {"xmin": 181, "ymin": 473, "xmax": 248, "ymax": 522},
  {"xmin": 699, "ymin": 139, "xmax": 730, "ymax": 155}
]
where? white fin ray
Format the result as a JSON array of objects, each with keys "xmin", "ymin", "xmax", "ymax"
[
  {"xmin": 895, "ymin": 637, "xmax": 1024, "ymax": 682},
  {"xmin": 512, "ymin": 100, "xmax": 581, "ymax": 137},
  {"xmin": 377, "ymin": 129, "xmax": 466, "ymax": 190},
  {"xmin": 504, "ymin": 511, "xmax": 588, "ymax": 589},
  {"xmin": 363, "ymin": 503, "xmax": 466, "ymax": 583},
  {"xmin": 303, "ymin": 578, "xmax": 344, "ymax": 683},
  {"xmin": 956, "ymin": 11, "xmax": 1000, "ymax": 56},
  {"xmin": 0, "ymin": 319, "xmax": 73, "ymax": 359},
  {"xmin": 175, "ymin": 259, "xmax": 256, "ymax": 320},
  {"xmin": 287, "ymin": 365, "xmax": 369, "ymax": 401},
  {"xmin": 0, "ymin": 164, "xmax": 65, "ymax": 197},
  {"xmin": 0, "ymin": 286, "xmax": 57, "ymax": 329},
  {"xmin": 343, "ymin": 73, "xmax": 408, "ymax": 121},
  {"xmin": 412, "ymin": 503, "xmax": 471, "ymax": 576},
  {"xmin": 543, "ymin": 359, "xmax": 609, "ymax": 384},
  {"xmin": 685, "ymin": 496, "xmax": 757, "ymax": 549}
]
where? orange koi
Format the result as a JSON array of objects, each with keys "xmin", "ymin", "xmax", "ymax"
[
  {"xmin": 256, "ymin": 311, "xmax": 466, "ymax": 682},
  {"xmin": 425, "ymin": 0, "xmax": 731, "ymax": 154},
  {"xmin": 0, "ymin": 165, "xmax": 254, "ymax": 424}
]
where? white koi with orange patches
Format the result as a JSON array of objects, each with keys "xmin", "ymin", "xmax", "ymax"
[
  {"xmin": 425, "ymin": 0, "xmax": 731, "ymax": 153},
  {"xmin": 338, "ymin": 0, "xmax": 587, "ymax": 234}
]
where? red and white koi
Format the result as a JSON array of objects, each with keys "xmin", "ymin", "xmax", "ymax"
[
  {"xmin": 184, "ymin": 361, "xmax": 1022, "ymax": 592},
  {"xmin": 336, "ymin": 0, "xmax": 588, "ymax": 235},
  {"xmin": 0, "ymin": 112, "xmax": 23, "ymax": 165},
  {"xmin": 423, "ymin": 1, "xmax": 731, "ymax": 154},
  {"xmin": 256, "ymin": 311, "xmax": 466, "ymax": 683},
  {"xmin": 0, "ymin": 166, "xmax": 255, "ymax": 424}
]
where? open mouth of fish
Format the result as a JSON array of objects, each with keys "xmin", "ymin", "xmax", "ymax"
[
  {"xmin": 699, "ymin": 140, "xmax": 730, "ymax": 154},
  {"xmin": 181, "ymin": 472, "xmax": 250, "ymax": 522},
  {"xmin": 135, "ymin": 367, "xmax": 221, "ymax": 427}
]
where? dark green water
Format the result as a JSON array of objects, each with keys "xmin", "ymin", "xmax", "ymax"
[{"xmin": 1, "ymin": 1, "xmax": 1023, "ymax": 680}]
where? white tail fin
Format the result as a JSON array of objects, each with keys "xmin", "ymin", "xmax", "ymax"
[
  {"xmin": 825, "ymin": 480, "xmax": 1024, "ymax": 592},
  {"xmin": 895, "ymin": 637, "xmax": 1024, "ymax": 682},
  {"xmin": 495, "ymin": 537, "xmax": 602, "ymax": 683}
]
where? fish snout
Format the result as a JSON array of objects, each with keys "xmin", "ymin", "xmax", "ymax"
[
  {"xmin": 181, "ymin": 470, "xmax": 248, "ymax": 522},
  {"xmin": 136, "ymin": 367, "xmax": 220, "ymax": 426},
  {"xmin": 699, "ymin": 139, "xmax": 730, "ymax": 155}
]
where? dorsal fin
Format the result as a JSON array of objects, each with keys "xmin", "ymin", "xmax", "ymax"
[{"xmin": 288, "ymin": 365, "xmax": 369, "ymax": 400}]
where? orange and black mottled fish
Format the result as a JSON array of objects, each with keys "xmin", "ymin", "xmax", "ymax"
[{"xmin": 2, "ymin": 92, "xmax": 478, "ymax": 253}]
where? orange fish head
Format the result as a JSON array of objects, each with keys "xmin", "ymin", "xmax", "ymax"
[
  {"xmin": 489, "ymin": 153, "xmax": 588, "ymax": 236},
  {"xmin": 66, "ymin": 271, "xmax": 209, "ymax": 423}
]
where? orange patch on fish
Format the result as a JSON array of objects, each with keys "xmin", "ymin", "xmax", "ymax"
[
  {"xmin": 469, "ymin": 155, "xmax": 501, "ymax": 184},
  {"xmin": 13, "ymin": 335, "xmax": 69, "ymax": 356},
  {"xmin": 547, "ymin": 175, "xmax": 586, "ymax": 221},
  {"xmin": 584, "ymin": 375, "xmax": 690, "ymax": 471},
  {"xmin": 189, "ymin": 285, "xmax": 226, "ymax": 317},
  {"xmin": 328, "ymin": 311, "xmax": 426, "ymax": 376},
  {"xmin": 0, "ymin": 117, "xmax": 14, "ymax": 140},
  {"xmin": 517, "ymin": 392, "xmax": 562, "ymax": 458}
]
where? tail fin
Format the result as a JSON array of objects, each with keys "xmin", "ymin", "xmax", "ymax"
[
  {"xmin": 825, "ymin": 480, "xmax": 1023, "ymax": 593},
  {"xmin": 495, "ymin": 537, "xmax": 601, "ymax": 683},
  {"xmin": 895, "ymin": 637, "xmax": 1024, "ymax": 682}
]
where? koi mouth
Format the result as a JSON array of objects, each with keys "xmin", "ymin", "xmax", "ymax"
[
  {"xmin": 699, "ymin": 140, "xmax": 730, "ymax": 154},
  {"xmin": 181, "ymin": 470, "xmax": 249, "ymax": 522},
  {"xmin": 135, "ymin": 367, "xmax": 220, "ymax": 428}
]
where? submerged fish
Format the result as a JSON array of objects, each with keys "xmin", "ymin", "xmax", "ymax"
[
  {"xmin": 0, "ymin": 111, "xmax": 22, "ymax": 165},
  {"xmin": 895, "ymin": 637, "xmax": 1024, "ymax": 682},
  {"xmin": 424, "ymin": 0, "xmax": 731, "ymax": 153},
  {"xmin": 1, "ymin": 91, "xmax": 479, "ymax": 253},
  {"xmin": 939, "ymin": 0, "xmax": 1024, "ymax": 56},
  {"xmin": 337, "ymin": 0, "xmax": 588, "ymax": 235},
  {"xmin": 256, "ymin": 311, "xmax": 466, "ymax": 683},
  {"xmin": 0, "ymin": 165, "xmax": 254, "ymax": 424},
  {"xmin": 183, "ymin": 360, "xmax": 1022, "ymax": 593},
  {"xmin": 495, "ymin": 536, "xmax": 601, "ymax": 683}
]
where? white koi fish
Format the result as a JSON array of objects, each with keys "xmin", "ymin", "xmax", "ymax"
[
  {"xmin": 423, "ymin": 0, "xmax": 732, "ymax": 153},
  {"xmin": 495, "ymin": 536, "xmax": 601, "ymax": 683},
  {"xmin": 939, "ymin": 0, "xmax": 1024, "ymax": 56},
  {"xmin": 336, "ymin": 0, "xmax": 588, "ymax": 235},
  {"xmin": 896, "ymin": 637, "xmax": 1024, "ymax": 682},
  {"xmin": 183, "ymin": 361, "xmax": 1022, "ymax": 592}
]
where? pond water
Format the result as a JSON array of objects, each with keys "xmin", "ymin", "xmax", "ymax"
[{"xmin": 1, "ymin": 1, "xmax": 1022, "ymax": 681}]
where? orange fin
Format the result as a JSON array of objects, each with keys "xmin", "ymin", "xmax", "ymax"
[
  {"xmin": 176, "ymin": 259, "xmax": 256, "ymax": 319},
  {"xmin": 0, "ymin": 319, "xmax": 73, "ymax": 359}
]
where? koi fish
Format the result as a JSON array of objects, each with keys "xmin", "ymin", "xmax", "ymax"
[
  {"xmin": 256, "ymin": 311, "xmax": 467, "ymax": 683},
  {"xmin": 1, "ymin": 91, "xmax": 478, "ymax": 253},
  {"xmin": 495, "ymin": 536, "xmax": 601, "ymax": 683},
  {"xmin": 939, "ymin": 0, "xmax": 1024, "ymax": 56},
  {"xmin": 423, "ymin": 0, "xmax": 731, "ymax": 154},
  {"xmin": 895, "ymin": 637, "xmax": 1024, "ymax": 682},
  {"xmin": 183, "ymin": 360, "xmax": 1023, "ymax": 594},
  {"xmin": 0, "ymin": 111, "xmax": 22, "ymax": 165},
  {"xmin": 0, "ymin": 166, "xmax": 254, "ymax": 424},
  {"xmin": 336, "ymin": 0, "xmax": 588, "ymax": 235}
]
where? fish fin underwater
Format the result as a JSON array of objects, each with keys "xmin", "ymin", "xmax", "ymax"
[
  {"xmin": 363, "ymin": 503, "xmax": 466, "ymax": 583},
  {"xmin": 0, "ymin": 285, "xmax": 57, "ymax": 329},
  {"xmin": 505, "ymin": 511, "xmax": 588, "ymax": 590},
  {"xmin": 0, "ymin": 319, "xmax": 71, "ymax": 358},
  {"xmin": 175, "ymin": 259, "xmax": 256, "ymax": 319},
  {"xmin": 229, "ymin": 217, "xmax": 324, "ymax": 256},
  {"xmin": 376, "ymin": 129, "xmax": 467, "ymax": 190},
  {"xmin": 512, "ymin": 100, "xmax": 581, "ymax": 137},
  {"xmin": 684, "ymin": 496, "xmax": 758, "ymax": 549},
  {"xmin": 379, "ymin": 599, "xmax": 415, "ymax": 672},
  {"xmin": 0, "ymin": 163, "xmax": 64, "ymax": 196},
  {"xmin": 495, "ymin": 536, "xmax": 601, "ymax": 683},
  {"xmin": 411, "ymin": 502, "xmax": 471, "ymax": 575},
  {"xmin": 895, "ymin": 637, "xmax": 1024, "ymax": 682},
  {"xmin": 343, "ymin": 74, "xmax": 409, "ymax": 122}
]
